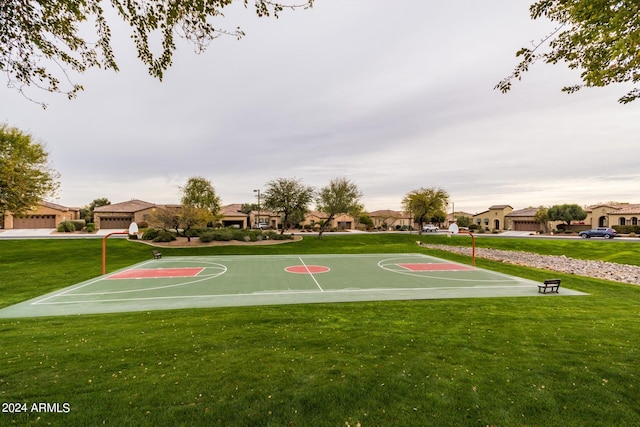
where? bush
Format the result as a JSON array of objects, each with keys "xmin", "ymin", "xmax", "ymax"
[
  {"xmin": 142, "ymin": 228, "xmax": 161, "ymax": 240},
  {"xmin": 153, "ymin": 230, "xmax": 176, "ymax": 242},
  {"xmin": 70, "ymin": 219, "xmax": 86, "ymax": 230},
  {"xmin": 612, "ymin": 225, "xmax": 640, "ymax": 234},
  {"xmin": 265, "ymin": 231, "xmax": 293, "ymax": 240},
  {"xmin": 57, "ymin": 221, "xmax": 75, "ymax": 232},
  {"xmin": 86, "ymin": 223, "xmax": 95, "ymax": 232},
  {"xmin": 198, "ymin": 232, "xmax": 216, "ymax": 243}
]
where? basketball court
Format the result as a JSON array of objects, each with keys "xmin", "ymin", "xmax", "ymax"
[{"xmin": 0, "ymin": 253, "xmax": 586, "ymax": 318}]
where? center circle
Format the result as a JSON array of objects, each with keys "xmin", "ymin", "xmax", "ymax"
[{"xmin": 284, "ymin": 265, "xmax": 331, "ymax": 274}]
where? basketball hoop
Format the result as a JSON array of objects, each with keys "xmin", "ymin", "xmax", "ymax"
[{"xmin": 448, "ymin": 223, "xmax": 459, "ymax": 234}]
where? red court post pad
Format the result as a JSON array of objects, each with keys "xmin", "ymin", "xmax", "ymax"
[
  {"xmin": 108, "ymin": 268, "xmax": 204, "ymax": 279},
  {"xmin": 398, "ymin": 263, "xmax": 474, "ymax": 272}
]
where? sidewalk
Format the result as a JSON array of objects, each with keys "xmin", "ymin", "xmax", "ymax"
[{"xmin": 0, "ymin": 228, "xmax": 126, "ymax": 239}]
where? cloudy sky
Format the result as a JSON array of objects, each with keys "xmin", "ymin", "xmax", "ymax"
[{"xmin": 2, "ymin": 1, "xmax": 639, "ymax": 214}]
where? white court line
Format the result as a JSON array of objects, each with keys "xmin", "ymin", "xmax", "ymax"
[
  {"xmin": 298, "ymin": 256, "xmax": 324, "ymax": 292},
  {"xmin": 32, "ymin": 284, "xmax": 541, "ymax": 305}
]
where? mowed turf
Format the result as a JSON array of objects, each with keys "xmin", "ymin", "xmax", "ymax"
[{"xmin": 0, "ymin": 234, "xmax": 639, "ymax": 426}]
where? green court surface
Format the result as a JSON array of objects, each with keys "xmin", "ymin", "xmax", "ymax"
[{"xmin": 0, "ymin": 253, "xmax": 586, "ymax": 318}]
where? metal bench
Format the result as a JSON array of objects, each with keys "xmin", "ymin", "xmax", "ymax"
[
  {"xmin": 152, "ymin": 250, "xmax": 162, "ymax": 259},
  {"xmin": 538, "ymin": 279, "xmax": 561, "ymax": 294}
]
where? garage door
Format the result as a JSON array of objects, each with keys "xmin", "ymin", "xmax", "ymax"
[
  {"xmin": 514, "ymin": 221, "xmax": 540, "ymax": 231},
  {"xmin": 13, "ymin": 215, "xmax": 57, "ymax": 229},
  {"xmin": 100, "ymin": 217, "xmax": 133, "ymax": 229}
]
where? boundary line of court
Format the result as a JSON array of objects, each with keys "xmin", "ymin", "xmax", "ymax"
[{"xmin": 31, "ymin": 283, "xmax": 544, "ymax": 305}]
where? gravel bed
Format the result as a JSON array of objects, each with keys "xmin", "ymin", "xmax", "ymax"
[{"xmin": 423, "ymin": 244, "xmax": 640, "ymax": 285}]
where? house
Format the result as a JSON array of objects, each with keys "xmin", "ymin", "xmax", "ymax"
[
  {"xmin": 300, "ymin": 211, "xmax": 356, "ymax": 230},
  {"xmin": 445, "ymin": 211, "xmax": 474, "ymax": 228},
  {"xmin": 218, "ymin": 204, "xmax": 281, "ymax": 229},
  {"xmin": 219, "ymin": 204, "xmax": 250, "ymax": 229},
  {"xmin": 368, "ymin": 210, "xmax": 412, "ymax": 230},
  {"xmin": 472, "ymin": 205, "xmax": 513, "ymax": 231},
  {"xmin": 601, "ymin": 204, "xmax": 640, "ymax": 227},
  {"xmin": 505, "ymin": 207, "xmax": 543, "ymax": 232},
  {"xmin": 93, "ymin": 199, "xmax": 171, "ymax": 230},
  {"xmin": 1, "ymin": 201, "xmax": 80, "ymax": 229},
  {"xmin": 585, "ymin": 203, "xmax": 640, "ymax": 228}
]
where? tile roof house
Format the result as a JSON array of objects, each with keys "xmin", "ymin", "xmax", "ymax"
[
  {"xmin": 368, "ymin": 209, "xmax": 412, "ymax": 230},
  {"xmin": 93, "ymin": 199, "xmax": 164, "ymax": 230},
  {"xmin": 2, "ymin": 201, "xmax": 80, "ymax": 229}
]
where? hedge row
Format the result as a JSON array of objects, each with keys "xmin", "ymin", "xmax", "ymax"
[
  {"xmin": 141, "ymin": 228, "xmax": 293, "ymax": 243},
  {"xmin": 612, "ymin": 225, "xmax": 640, "ymax": 234}
]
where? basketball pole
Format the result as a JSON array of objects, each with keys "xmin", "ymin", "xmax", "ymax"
[
  {"xmin": 102, "ymin": 231, "xmax": 129, "ymax": 275},
  {"xmin": 448, "ymin": 223, "xmax": 475, "ymax": 266},
  {"xmin": 459, "ymin": 231, "xmax": 476, "ymax": 266}
]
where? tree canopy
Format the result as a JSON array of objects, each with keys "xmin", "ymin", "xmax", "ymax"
[
  {"xmin": 180, "ymin": 176, "xmax": 221, "ymax": 214},
  {"xmin": 496, "ymin": 1, "xmax": 640, "ymax": 103},
  {"xmin": 1, "ymin": 0, "xmax": 313, "ymax": 105},
  {"xmin": 547, "ymin": 203, "xmax": 587, "ymax": 226},
  {"xmin": 315, "ymin": 177, "xmax": 362, "ymax": 239},
  {"xmin": 402, "ymin": 187, "xmax": 449, "ymax": 235},
  {"xmin": 262, "ymin": 177, "xmax": 314, "ymax": 234},
  {"xmin": 0, "ymin": 124, "xmax": 60, "ymax": 215}
]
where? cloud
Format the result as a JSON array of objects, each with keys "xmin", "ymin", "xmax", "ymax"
[{"xmin": 2, "ymin": 1, "xmax": 639, "ymax": 213}]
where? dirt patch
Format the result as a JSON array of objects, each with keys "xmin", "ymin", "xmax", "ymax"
[{"xmin": 136, "ymin": 234, "xmax": 303, "ymax": 248}]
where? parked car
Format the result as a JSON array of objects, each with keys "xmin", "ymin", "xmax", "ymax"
[
  {"xmin": 253, "ymin": 223, "xmax": 269, "ymax": 230},
  {"xmin": 578, "ymin": 227, "xmax": 617, "ymax": 239},
  {"xmin": 422, "ymin": 224, "xmax": 439, "ymax": 232}
]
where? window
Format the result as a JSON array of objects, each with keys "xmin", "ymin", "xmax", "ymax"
[{"xmin": 619, "ymin": 217, "xmax": 626, "ymax": 226}]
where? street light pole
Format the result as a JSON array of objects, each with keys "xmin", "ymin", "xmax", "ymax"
[{"xmin": 253, "ymin": 189, "xmax": 261, "ymax": 228}]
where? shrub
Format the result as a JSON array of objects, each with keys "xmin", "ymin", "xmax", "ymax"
[
  {"xmin": 70, "ymin": 219, "xmax": 86, "ymax": 230},
  {"xmin": 142, "ymin": 228, "xmax": 161, "ymax": 240},
  {"xmin": 137, "ymin": 221, "xmax": 149, "ymax": 229},
  {"xmin": 57, "ymin": 221, "xmax": 75, "ymax": 232},
  {"xmin": 153, "ymin": 230, "xmax": 176, "ymax": 242},
  {"xmin": 86, "ymin": 223, "xmax": 95, "ymax": 233},
  {"xmin": 265, "ymin": 231, "xmax": 293, "ymax": 240},
  {"xmin": 198, "ymin": 232, "xmax": 216, "ymax": 243}
]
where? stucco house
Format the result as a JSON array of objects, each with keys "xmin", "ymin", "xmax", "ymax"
[
  {"xmin": 300, "ymin": 211, "xmax": 356, "ymax": 230},
  {"xmin": 218, "ymin": 204, "xmax": 281, "ymax": 229},
  {"xmin": 1, "ymin": 201, "xmax": 80, "ymax": 229},
  {"xmin": 472, "ymin": 205, "xmax": 513, "ymax": 231},
  {"xmin": 368, "ymin": 210, "xmax": 412, "ymax": 230},
  {"xmin": 585, "ymin": 203, "xmax": 640, "ymax": 228},
  {"xmin": 93, "ymin": 199, "xmax": 182, "ymax": 230}
]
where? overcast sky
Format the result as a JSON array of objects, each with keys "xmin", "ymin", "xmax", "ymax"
[{"xmin": 2, "ymin": 1, "xmax": 639, "ymax": 214}]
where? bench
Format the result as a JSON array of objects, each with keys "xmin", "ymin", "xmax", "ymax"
[
  {"xmin": 152, "ymin": 250, "xmax": 162, "ymax": 259},
  {"xmin": 538, "ymin": 279, "xmax": 561, "ymax": 294}
]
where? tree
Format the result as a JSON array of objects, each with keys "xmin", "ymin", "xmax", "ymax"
[
  {"xmin": 262, "ymin": 177, "xmax": 314, "ymax": 234},
  {"xmin": 455, "ymin": 215, "xmax": 471, "ymax": 228},
  {"xmin": 315, "ymin": 177, "xmax": 362, "ymax": 239},
  {"xmin": 81, "ymin": 197, "xmax": 111, "ymax": 223},
  {"xmin": 1, "ymin": 0, "xmax": 313, "ymax": 105},
  {"xmin": 534, "ymin": 206, "xmax": 550, "ymax": 233},
  {"xmin": 0, "ymin": 124, "xmax": 60, "ymax": 216},
  {"xmin": 180, "ymin": 176, "xmax": 221, "ymax": 239},
  {"xmin": 547, "ymin": 203, "xmax": 587, "ymax": 227},
  {"xmin": 359, "ymin": 213, "xmax": 374, "ymax": 230},
  {"xmin": 149, "ymin": 206, "xmax": 181, "ymax": 234},
  {"xmin": 496, "ymin": 1, "xmax": 640, "ymax": 103},
  {"xmin": 181, "ymin": 176, "xmax": 221, "ymax": 214},
  {"xmin": 402, "ymin": 187, "xmax": 449, "ymax": 235}
]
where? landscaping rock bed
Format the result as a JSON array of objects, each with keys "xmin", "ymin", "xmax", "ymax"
[{"xmin": 423, "ymin": 244, "xmax": 640, "ymax": 285}]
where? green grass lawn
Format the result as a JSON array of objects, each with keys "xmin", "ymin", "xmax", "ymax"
[{"xmin": 1, "ymin": 234, "xmax": 639, "ymax": 426}]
